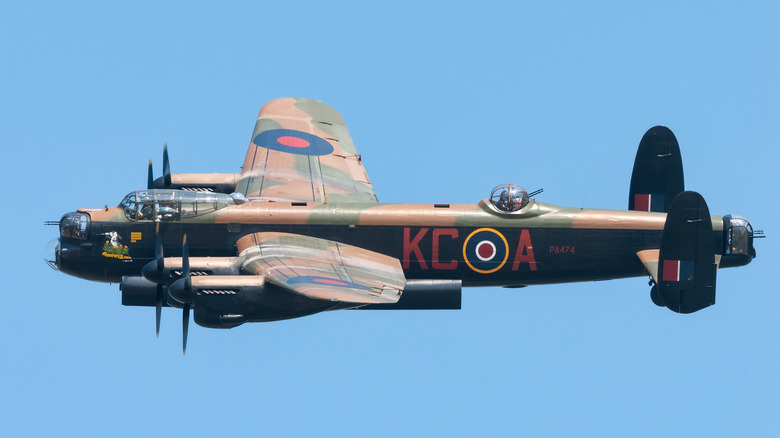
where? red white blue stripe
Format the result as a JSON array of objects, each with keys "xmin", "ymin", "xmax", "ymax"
[{"xmin": 662, "ymin": 259, "xmax": 694, "ymax": 282}]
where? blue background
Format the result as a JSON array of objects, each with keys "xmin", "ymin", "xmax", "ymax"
[{"xmin": 2, "ymin": 1, "xmax": 777, "ymax": 436}]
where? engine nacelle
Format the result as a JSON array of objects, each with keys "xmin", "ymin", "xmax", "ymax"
[
  {"xmin": 121, "ymin": 276, "xmax": 168, "ymax": 307},
  {"xmin": 152, "ymin": 173, "xmax": 239, "ymax": 194},
  {"xmin": 358, "ymin": 280, "xmax": 462, "ymax": 310}
]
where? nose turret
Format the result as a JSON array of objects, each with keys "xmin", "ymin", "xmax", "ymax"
[
  {"xmin": 59, "ymin": 211, "xmax": 91, "ymax": 240},
  {"xmin": 46, "ymin": 211, "xmax": 98, "ymax": 280}
]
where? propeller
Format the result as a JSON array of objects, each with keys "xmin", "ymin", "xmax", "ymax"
[
  {"xmin": 143, "ymin": 229, "xmax": 194, "ymax": 353},
  {"xmin": 141, "ymin": 223, "xmax": 166, "ymax": 336},
  {"xmin": 142, "ymin": 223, "xmax": 166, "ymax": 284},
  {"xmin": 145, "ymin": 143, "xmax": 171, "ymax": 189},
  {"xmin": 167, "ymin": 234, "xmax": 193, "ymax": 355},
  {"xmin": 142, "ymin": 146, "xmax": 183, "ymax": 345}
]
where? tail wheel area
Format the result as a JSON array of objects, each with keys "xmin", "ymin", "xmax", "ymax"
[{"xmin": 650, "ymin": 285, "xmax": 664, "ymax": 307}]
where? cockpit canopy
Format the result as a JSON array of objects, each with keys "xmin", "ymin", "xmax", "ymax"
[
  {"xmin": 118, "ymin": 189, "xmax": 235, "ymax": 221},
  {"xmin": 490, "ymin": 184, "xmax": 529, "ymax": 212}
]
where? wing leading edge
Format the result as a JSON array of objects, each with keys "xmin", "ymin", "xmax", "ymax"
[{"xmin": 236, "ymin": 97, "xmax": 378, "ymax": 203}]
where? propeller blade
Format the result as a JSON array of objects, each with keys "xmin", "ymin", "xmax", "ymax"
[
  {"xmin": 154, "ymin": 222, "xmax": 164, "ymax": 271},
  {"xmin": 141, "ymin": 223, "xmax": 165, "ymax": 284},
  {"xmin": 182, "ymin": 234, "xmax": 192, "ymax": 354},
  {"xmin": 182, "ymin": 234, "xmax": 190, "ymax": 289},
  {"xmin": 163, "ymin": 143, "xmax": 171, "ymax": 187},
  {"xmin": 147, "ymin": 159, "xmax": 154, "ymax": 190},
  {"xmin": 182, "ymin": 303, "xmax": 190, "ymax": 355},
  {"xmin": 165, "ymin": 234, "xmax": 192, "ymax": 306},
  {"xmin": 155, "ymin": 283, "xmax": 163, "ymax": 337}
]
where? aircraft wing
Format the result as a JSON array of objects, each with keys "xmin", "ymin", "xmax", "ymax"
[
  {"xmin": 235, "ymin": 97, "xmax": 378, "ymax": 203},
  {"xmin": 236, "ymin": 233, "xmax": 405, "ymax": 304}
]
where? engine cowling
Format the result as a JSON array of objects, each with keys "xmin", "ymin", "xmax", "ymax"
[
  {"xmin": 358, "ymin": 280, "xmax": 462, "ymax": 310},
  {"xmin": 121, "ymin": 276, "xmax": 167, "ymax": 307},
  {"xmin": 152, "ymin": 173, "xmax": 239, "ymax": 194}
]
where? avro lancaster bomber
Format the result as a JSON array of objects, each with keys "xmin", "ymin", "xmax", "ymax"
[{"xmin": 45, "ymin": 97, "xmax": 760, "ymax": 352}]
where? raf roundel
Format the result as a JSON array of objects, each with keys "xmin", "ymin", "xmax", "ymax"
[
  {"xmin": 462, "ymin": 228, "xmax": 509, "ymax": 274},
  {"xmin": 253, "ymin": 129, "xmax": 335, "ymax": 156}
]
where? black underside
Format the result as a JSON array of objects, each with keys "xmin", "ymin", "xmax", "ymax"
[
  {"xmin": 63, "ymin": 222, "xmax": 675, "ymax": 285},
  {"xmin": 58, "ymin": 219, "xmax": 744, "ymax": 326}
]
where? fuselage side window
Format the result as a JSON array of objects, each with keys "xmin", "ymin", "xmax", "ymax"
[
  {"xmin": 156, "ymin": 203, "xmax": 180, "ymax": 221},
  {"xmin": 155, "ymin": 190, "xmax": 181, "ymax": 221},
  {"xmin": 196, "ymin": 192, "xmax": 218, "ymax": 215},
  {"xmin": 180, "ymin": 191, "xmax": 198, "ymax": 218},
  {"xmin": 138, "ymin": 203, "xmax": 154, "ymax": 221}
]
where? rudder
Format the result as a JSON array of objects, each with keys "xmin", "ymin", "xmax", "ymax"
[
  {"xmin": 629, "ymin": 126, "xmax": 684, "ymax": 212},
  {"xmin": 657, "ymin": 191, "xmax": 717, "ymax": 313}
]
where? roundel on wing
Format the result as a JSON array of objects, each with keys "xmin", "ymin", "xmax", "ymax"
[
  {"xmin": 463, "ymin": 228, "xmax": 509, "ymax": 274},
  {"xmin": 253, "ymin": 129, "xmax": 334, "ymax": 156},
  {"xmin": 288, "ymin": 276, "xmax": 372, "ymax": 291}
]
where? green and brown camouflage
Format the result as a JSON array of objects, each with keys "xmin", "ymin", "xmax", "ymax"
[
  {"xmin": 47, "ymin": 97, "xmax": 759, "ymax": 350},
  {"xmin": 236, "ymin": 97, "xmax": 377, "ymax": 203},
  {"xmin": 70, "ymin": 194, "xmax": 738, "ymax": 283}
]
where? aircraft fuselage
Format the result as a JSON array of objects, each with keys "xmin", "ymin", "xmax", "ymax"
[{"xmin": 53, "ymin": 198, "xmax": 754, "ymax": 286}]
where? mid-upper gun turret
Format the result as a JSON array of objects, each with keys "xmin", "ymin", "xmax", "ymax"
[{"xmin": 489, "ymin": 184, "xmax": 530, "ymax": 212}]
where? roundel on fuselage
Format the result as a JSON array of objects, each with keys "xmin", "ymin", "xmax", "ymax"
[{"xmin": 462, "ymin": 228, "xmax": 509, "ymax": 274}]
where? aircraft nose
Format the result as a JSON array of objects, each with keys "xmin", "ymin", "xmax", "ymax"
[{"xmin": 44, "ymin": 238, "xmax": 60, "ymax": 271}]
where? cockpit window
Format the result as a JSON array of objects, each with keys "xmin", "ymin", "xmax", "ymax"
[
  {"xmin": 118, "ymin": 196, "xmax": 138, "ymax": 220},
  {"xmin": 119, "ymin": 189, "xmax": 234, "ymax": 221},
  {"xmin": 490, "ymin": 184, "xmax": 529, "ymax": 212}
]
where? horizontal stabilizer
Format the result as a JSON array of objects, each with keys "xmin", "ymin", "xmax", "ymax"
[
  {"xmin": 657, "ymin": 191, "xmax": 717, "ymax": 313},
  {"xmin": 629, "ymin": 126, "xmax": 684, "ymax": 212},
  {"xmin": 637, "ymin": 249, "xmax": 660, "ymax": 284}
]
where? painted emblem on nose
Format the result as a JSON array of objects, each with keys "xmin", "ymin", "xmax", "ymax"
[{"xmin": 102, "ymin": 231, "xmax": 131, "ymax": 260}]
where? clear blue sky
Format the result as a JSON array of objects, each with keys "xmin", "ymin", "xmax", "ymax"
[{"xmin": 2, "ymin": 1, "xmax": 777, "ymax": 436}]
